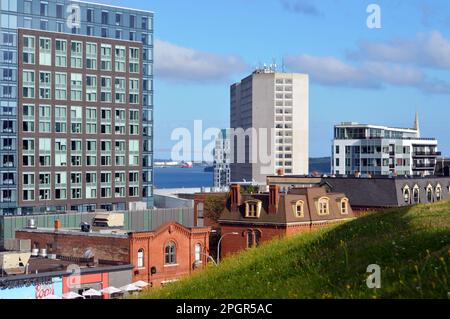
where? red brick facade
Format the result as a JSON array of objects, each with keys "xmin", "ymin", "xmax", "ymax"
[{"xmin": 16, "ymin": 222, "xmax": 210, "ymax": 287}]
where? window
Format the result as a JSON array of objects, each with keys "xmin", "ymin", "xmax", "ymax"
[
  {"xmin": 115, "ymin": 109, "xmax": 125, "ymax": 135},
  {"xmin": 55, "ymin": 106, "xmax": 67, "ymax": 133},
  {"xmin": 317, "ymin": 197, "xmax": 330, "ymax": 215},
  {"xmin": 130, "ymin": 15, "xmax": 136, "ymax": 28},
  {"xmin": 129, "ymin": 140, "xmax": 139, "ymax": 166},
  {"xmin": 86, "ymin": 75, "xmax": 97, "ymax": 102},
  {"xmin": 71, "ymin": 41, "xmax": 82, "ymax": 68},
  {"xmin": 39, "ymin": 72, "xmax": 51, "ymax": 99},
  {"xmin": 22, "ymin": 104, "xmax": 35, "ymax": 132},
  {"xmin": 87, "ymin": 9, "xmax": 94, "ymax": 22},
  {"xmin": 55, "ymin": 73, "xmax": 67, "ymax": 100},
  {"xmin": 244, "ymin": 200, "xmax": 262, "ymax": 218},
  {"xmin": 101, "ymin": 44, "xmax": 112, "ymax": 71},
  {"xmin": 436, "ymin": 185, "xmax": 442, "ymax": 202},
  {"xmin": 70, "ymin": 106, "xmax": 82, "ymax": 134},
  {"xmin": 129, "ymin": 47, "xmax": 140, "ymax": 73},
  {"xmin": 55, "ymin": 39, "xmax": 67, "ymax": 67},
  {"xmin": 195, "ymin": 244, "xmax": 201, "ymax": 262},
  {"xmin": 23, "ymin": 35, "xmax": 35, "ymax": 64},
  {"xmin": 70, "ymin": 74, "xmax": 82, "ymax": 101},
  {"xmin": 129, "ymin": 79, "xmax": 139, "ymax": 104},
  {"xmin": 292, "ymin": 200, "xmax": 304, "ymax": 218},
  {"xmin": 101, "ymin": 108, "xmax": 111, "ymax": 134},
  {"xmin": 426, "ymin": 185, "xmax": 433, "ymax": 203},
  {"xmin": 38, "ymin": 105, "xmax": 51, "ymax": 133},
  {"xmin": 101, "ymin": 76, "xmax": 112, "ymax": 102},
  {"xmin": 22, "ymin": 138, "xmax": 35, "ymax": 167},
  {"xmin": 22, "ymin": 70, "xmax": 35, "ymax": 98},
  {"xmin": 86, "ymin": 108, "xmax": 97, "ymax": 134},
  {"xmin": 86, "ymin": 43, "xmax": 97, "ymax": 70},
  {"xmin": 247, "ymin": 231, "xmax": 254, "ymax": 248},
  {"xmin": 137, "ymin": 249, "xmax": 144, "ymax": 268},
  {"xmin": 115, "ymin": 45, "xmax": 126, "ymax": 72},
  {"xmin": 40, "ymin": 2, "xmax": 48, "ymax": 16},
  {"xmin": 40, "ymin": 19, "xmax": 48, "ymax": 31},
  {"xmin": 413, "ymin": 185, "xmax": 420, "ymax": 204},
  {"xmin": 142, "ymin": 17, "xmax": 148, "ymax": 30},
  {"xmin": 129, "ymin": 110, "xmax": 139, "ymax": 135},
  {"xmin": 340, "ymin": 198, "xmax": 349, "ymax": 214},
  {"xmin": 165, "ymin": 242, "xmax": 176, "ymax": 265},
  {"xmin": 55, "ymin": 138, "xmax": 67, "ymax": 166},
  {"xmin": 39, "ymin": 138, "xmax": 51, "ymax": 167},
  {"xmin": 39, "ymin": 38, "xmax": 51, "ymax": 66},
  {"xmin": 403, "ymin": 186, "xmax": 411, "ymax": 205},
  {"xmin": 115, "ymin": 77, "xmax": 126, "ymax": 103},
  {"xmin": 56, "ymin": 4, "xmax": 64, "ymax": 19},
  {"xmin": 101, "ymin": 11, "xmax": 109, "ymax": 24}
]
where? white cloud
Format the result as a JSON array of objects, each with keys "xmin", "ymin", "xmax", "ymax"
[
  {"xmin": 154, "ymin": 39, "xmax": 248, "ymax": 83},
  {"xmin": 350, "ymin": 31, "xmax": 450, "ymax": 70}
]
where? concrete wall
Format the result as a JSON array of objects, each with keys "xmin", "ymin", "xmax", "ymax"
[{"xmin": 153, "ymin": 195, "xmax": 193, "ymax": 209}]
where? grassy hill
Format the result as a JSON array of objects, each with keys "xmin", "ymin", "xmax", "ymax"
[{"xmin": 141, "ymin": 202, "xmax": 450, "ymax": 299}]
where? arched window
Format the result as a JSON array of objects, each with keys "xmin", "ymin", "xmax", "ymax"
[
  {"xmin": 254, "ymin": 230, "xmax": 261, "ymax": 247},
  {"xmin": 194, "ymin": 243, "xmax": 202, "ymax": 262},
  {"xmin": 137, "ymin": 248, "xmax": 144, "ymax": 268},
  {"xmin": 436, "ymin": 185, "xmax": 442, "ymax": 202},
  {"xmin": 292, "ymin": 200, "xmax": 304, "ymax": 217},
  {"xmin": 165, "ymin": 241, "xmax": 176, "ymax": 265},
  {"xmin": 426, "ymin": 185, "xmax": 433, "ymax": 203},
  {"xmin": 412, "ymin": 185, "xmax": 420, "ymax": 204},
  {"xmin": 247, "ymin": 231, "xmax": 254, "ymax": 248},
  {"xmin": 340, "ymin": 198, "xmax": 349, "ymax": 214},
  {"xmin": 403, "ymin": 186, "xmax": 411, "ymax": 204},
  {"xmin": 317, "ymin": 197, "xmax": 330, "ymax": 215}
]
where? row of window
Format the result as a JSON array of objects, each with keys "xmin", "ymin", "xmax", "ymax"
[
  {"xmin": 23, "ymin": 36, "xmax": 141, "ymax": 72},
  {"xmin": 22, "ymin": 171, "xmax": 140, "ymax": 202},
  {"xmin": 243, "ymin": 197, "xmax": 349, "ymax": 218},
  {"xmin": 22, "ymin": 69, "xmax": 140, "ymax": 104},
  {"xmin": 22, "ymin": 105, "xmax": 140, "ymax": 135},
  {"xmin": 136, "ymin": 243, "xmax": 202, "ymax": 268},
  {"xmin": 22, "ymin": 138, "xmax": 140, "ymax": 168},
  {"xmin": 403, "ymin": 184, "xmax": 445, "ymax": 204}
]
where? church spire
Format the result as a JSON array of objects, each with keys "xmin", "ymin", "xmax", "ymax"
[{"xmin": 414, "ymin": 112, "xmax": 420, "ymax": 136}]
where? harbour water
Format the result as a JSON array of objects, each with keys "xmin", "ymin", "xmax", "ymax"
[{"xmin": 154, "ymin": 167, "xmax": 213, "ymax": 189}]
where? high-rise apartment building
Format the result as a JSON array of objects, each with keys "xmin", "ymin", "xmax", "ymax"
[
  {"xmin": 213, "ymin": 129, "xmax": 231, "ymax": 189},
  {"xmin": 230, "ymin": 67, "xmax": 309, "ymax": 184},
  {"xmin": 0, "ymin": 0, "xmax": 154, "ymax": 215},
  {"xmin": 332, "ymin": 114, "xmax": 440, "ymax": 177}
]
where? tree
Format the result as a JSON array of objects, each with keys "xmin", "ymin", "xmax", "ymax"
[{"xmin": 204, "ymin": 194, "xmax": 227, "ymax": 224}]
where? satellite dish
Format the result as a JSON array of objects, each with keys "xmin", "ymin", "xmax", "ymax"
[{"xmin": 84, "ymin": 248, "xmax": 94, "ymax": 259}]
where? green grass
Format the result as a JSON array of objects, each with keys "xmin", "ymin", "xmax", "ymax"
[{"xmin": 141, "ymin": 202, "xmax": 450, "ymax": 299}]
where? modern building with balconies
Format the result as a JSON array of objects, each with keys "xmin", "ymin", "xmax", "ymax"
[
  {"xmin": 332, "ymin": 114, "xmax": 440, "ymax": 177},
  {"xmin": 0, "ymin": 0, "xmax": 154, "ymax": 215}
]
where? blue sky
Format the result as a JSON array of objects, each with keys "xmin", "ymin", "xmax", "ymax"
[{"xmin": 93, "ymin": 0, "xmax": 450, "ymax": 159}]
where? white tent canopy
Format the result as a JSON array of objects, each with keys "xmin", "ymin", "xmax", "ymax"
[
  {"xmin": 120, "ymin": 284, "xmax": 142, "ymax": 292},
  {"xmin": 133, "ymin": 280, "xmax": 149, "ymax": 288},
  {"xmin": 82, "ymin": 288, "xmax": 102, "ymax": 297},
  {"xmin": 62, "ymin": 291, "xmax": 84, "ymax": 299},
  {"xmin": 101, "ymin": 286, "xmax": 123, "ymax": 295}
]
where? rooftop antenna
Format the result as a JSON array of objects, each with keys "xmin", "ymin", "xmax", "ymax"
[{"xmin": 281, "ymin": 57, "xmax": 286, "ymax": 72}]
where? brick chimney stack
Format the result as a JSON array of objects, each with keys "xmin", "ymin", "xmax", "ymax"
[
  {"xmin": 230, "ymin": 184, "xmax": 241, "ymax": 212},
  {"xmin": 269, "ymin": 185, "xmax": 279, "ymax": 214}
]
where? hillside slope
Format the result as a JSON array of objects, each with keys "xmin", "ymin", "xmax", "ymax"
[{"xmin": 142, "ymin": 202, "xmax": 450, "ymax": 299}]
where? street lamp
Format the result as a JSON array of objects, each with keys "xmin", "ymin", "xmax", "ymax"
[{"xmin": 217, "ymin": 232, "xmax": 239, "ymax": 265}]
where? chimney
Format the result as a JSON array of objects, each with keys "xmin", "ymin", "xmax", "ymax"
[
  {"xmin": 276, "ymin": 168, "xmax": 284, "ymax": 176},
  {"xmin": 230, "ymin": 184, "xmax": 241, "ymax": 212},
  {"xmin": 269, "ymin": 185, "xmax": 279, "ymax": 214},
  {"xmin": 54, "ymin": 219, "xmax": 61, "ymax": 232}
]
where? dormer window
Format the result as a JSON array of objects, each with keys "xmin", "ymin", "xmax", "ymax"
[
  {"xmin": 292, "ymin": 200, "xmax": 304, "ymax": 218},
  {"xmin": 413, "ymin": 185, "xmax": 420, "ymax": 204},
  {"xmin": 403, "ymin": 185, "xmax": 411, "ymax": 204},
  {"xmin": 436, "ymin": 184, "xmax": 442, "ymax": 202},
  {"xmin": 340, "ymin": 198, "xmax": 349, "ymax": 215},
  {"xmin": 317, "ymin": 197, "xmax": 330, "ymax": 216},
  {"xmin": 426, "ymin": 184, "xmax": 433, "ymax": 202},
  {"xmin": 244, "ymin": 200, "xmax": 262, "ymax": 218}
]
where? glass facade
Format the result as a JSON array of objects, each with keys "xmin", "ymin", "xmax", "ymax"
[{"xmin": 0, "ymin": 0, "xmax": 154, "ymax": 215}]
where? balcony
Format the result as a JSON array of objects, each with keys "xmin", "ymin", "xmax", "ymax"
[{"xmin": 413, "ymin": 151, "xmax": 441, "ymax": 157}]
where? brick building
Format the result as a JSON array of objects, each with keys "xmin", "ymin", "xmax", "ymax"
[
  {"xmin": 218, "ymin": 184, "xmax": 354, "ymax": 258},
  {"xmin": 16, "ymin": 221, "xmax": 210, "ymax": 287}
]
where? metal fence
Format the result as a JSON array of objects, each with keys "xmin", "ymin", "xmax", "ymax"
[{"xmin": 0, "ymin": 208, "xmax": 194, "ymax": 249}]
